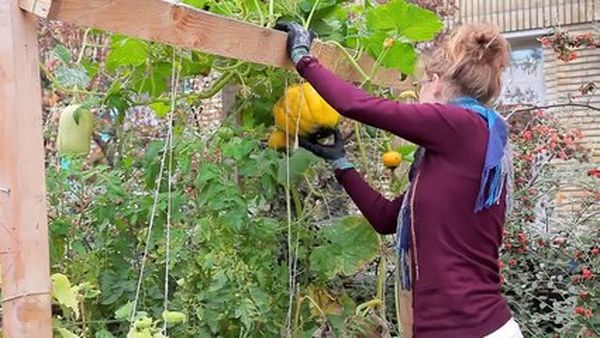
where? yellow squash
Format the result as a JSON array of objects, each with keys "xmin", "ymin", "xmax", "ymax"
[
  {"xmin": 267, "ymin": 130, "xmax": 288, "ymax": 150},
  {"xmin": 273, "ymin": 83, "xmax": 341, "ymax": 137}
]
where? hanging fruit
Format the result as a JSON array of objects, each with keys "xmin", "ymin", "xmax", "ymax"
[
  {"xmin": 382, "ymin": 151, "xmax": 402, "ymax": 169},
  {"xmin": 161, "ymin": 310, "xmax": 187, "ymax": 324},
  {"xmin": 57, "ymin": 104, "xmax": 95, "ymax": 156},
  {"xmin": 272, "ymin": 83, "xmax": 341, "ymax": 138},
  {"xmin": 267, "ymin": 130, "xmax": 288, "ymax": 150}
]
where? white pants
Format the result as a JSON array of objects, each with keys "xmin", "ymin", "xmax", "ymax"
[{"xmin": 484, "ymin": 318, "xmax": 524, "ymax": 338}]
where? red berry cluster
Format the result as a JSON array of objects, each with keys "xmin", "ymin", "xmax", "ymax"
[{"xmin": 539, "ymin": 30, "xmax": 600, "ymax": 62}]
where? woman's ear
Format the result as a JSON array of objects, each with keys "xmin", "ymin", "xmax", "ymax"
[{"xmin": 431, "ymin": 75, "xmax": 445, "ymax": 99}]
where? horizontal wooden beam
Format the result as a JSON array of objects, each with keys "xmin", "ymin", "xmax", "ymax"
[{"xmin": 23, "ymin": 0, "xmax": 411, "ymax": 90}]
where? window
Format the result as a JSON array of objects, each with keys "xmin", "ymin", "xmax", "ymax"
[{"xmin": 500, "ymin": 46, "xmax": 546, "ymax": 105}]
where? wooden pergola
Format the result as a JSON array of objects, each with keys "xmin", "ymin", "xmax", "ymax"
[{"xmin": 0, "ymin": 0, "xmax": 409, "ymax": 336}]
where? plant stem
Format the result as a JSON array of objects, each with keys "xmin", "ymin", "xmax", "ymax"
[
  {"xmin": 252, "ymin": 0, "xmax": 265, "ymax": 26},
  {"xmin": 76, "ymin": 28, "xmax": 91, "ymax": 64},
  {"xmin": 354, "ymin": 122, "xmax": 371, "ymax": 182},
  {"xmin": 291, "ymin": 189, "xmax": 303, "ymax": 219},
  {"xmin": 304, "ymin": 0, "xmax": 321, "ymax": 29},
  {"xmin": 376, "ymin": 246, "xmax": 387, "ymax": 317},
  {"xmin": 325, "ymin": 41, "xmax": 370, "ymax": 81},
  {"xmin": 268, "ymin": 0, "xmax": 274, "ymax": 20},
  {"xmin": 187, "ymin": 71, "xmax": 235, "ymax": 102},
  {"xmin": 361, "ymin": 45, "xmax": 390, "ymax": 88}
]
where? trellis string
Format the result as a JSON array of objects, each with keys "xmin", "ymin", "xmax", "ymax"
[
  {"xmin": 128, "ymin": 51, "xmax": 181, "ymax": 337},
  {"xmin": 162, "ymin": 53, "xmax": 181, "ymax": 334}
]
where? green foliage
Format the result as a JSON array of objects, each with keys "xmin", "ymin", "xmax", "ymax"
[
  {"xmin": 365, "ymin": 0, "xmax": 442, "ymax": 42},
  {"xmin": 40, "ymin": 1, "xmax": 446, "ymax": 336},
  {"xmin": 362, "ymin": 0, "xmax": 442, "ymax": 74},
  {"xmin": 276, "ymin": 148, "xmax": 319, "ymax": 188},
  {"xmin": 106, "ymin": 35, "xmax": 149, "ymax": 72},
  {"xmin": 310, "ymin": 216, "xmax": 380, "ymax": 281},
  {"xmin": 51, "ymin": 273, "xmax": 80, "ymax": 318}
]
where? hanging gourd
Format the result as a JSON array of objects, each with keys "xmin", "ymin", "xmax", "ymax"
[
  {"xmin": 272, "ymin": 83, "xmax": 341, "ymax": 139},
  {"xmin": 57, "ymin": 104, "xmax": 95, "ymax": 156}
]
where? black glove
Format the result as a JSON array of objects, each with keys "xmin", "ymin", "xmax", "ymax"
[
  {"xmin": 299, "ymin": 130, "xmax": 354, "ymax": 170},
  {"xmin": 274, "ymin": 21, "xmax": 315, "ymax": 65}
]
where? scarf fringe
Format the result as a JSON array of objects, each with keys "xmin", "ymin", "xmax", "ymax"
[
  {"xmin": 397, "ymin": 192, "xmax": 412, "ymax": 291},
  {"xmin": 474, "ymin": 141, "xmax": 514, "ymax": 212}
]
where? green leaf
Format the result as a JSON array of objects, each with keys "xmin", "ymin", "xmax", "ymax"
[
  {"xmin": 53, "ymin": 44, "xmax": 72, "ymax": 63},
  {"xmin": 364, "ymin": 32, "xmax": 417, "ymax": 74},
  {"xmin": 114, "ymin": 301, "xmax": 133, "ymax": 320},
  {"xmin": 51, "ymin": 273, "xmax": 80, "ymax": 319},
  {"xmin": 365, "ymin": 1, "xmax": 400, "ymax": 31},
  {"xmin": 182, "ymin": 0, "xmax": 208, "ymax": 9},
  {"xmin": 56, "ymin": 328, "xmax": 80, "ymax": 338},
  {"xmin": 196, "ymin": 164, "xmax": 221, "ymax": 185},
  {"xmin": 55, "ymin": 64, "xmax": 91, "ymax": 88},
  {"xmin": 134, "ymin": 62, "xmax": 172, "ymax": 97},
  {"xmin": 365, "ymin": 0, "xmax": 442, "ymax": 42},
  {"xmin": 397, "ymin": 4, "xmax": 443, "ymax": 42},
  {"xmin": 299, "ymin": 0, "xmax": 339, "ymax": 13},
  {"xmin": 81, "ymin": 58, "xmax": 100, "ymax": 79},
  {"xmin": 394, "ymin": 144, "xmax": 418, "ymax": 162},
  {"xmin": 221, "ymin": 138, "xmax": 256, "ymax": 161},
  {"xmin": 181, "ymin": 52, "xmax": 212, "ymax": 76},
  {"xmin": 276, "ymin": 148, "xmax": 319, "ymax": 188},
  {"xmin": 106, "ymin": 35, "xmax": 149, "ymax": 72},
  {"xmin": 310, "ymin": 216, "xmax": 379, "ymax": 280},
  {"xmin": 150, "ymin": 102, "xmax": 170, "ymax": 118}
]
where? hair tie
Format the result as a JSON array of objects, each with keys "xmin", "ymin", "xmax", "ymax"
[
  {"xmin": 484, "ymin": 35, "xmax": 498, "ymax": 50},
  {"xmin": 476, "ymin": 35, "xmax": 498, "ymax": 61}
]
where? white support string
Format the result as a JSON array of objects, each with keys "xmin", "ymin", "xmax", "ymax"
[
  {"xmin": 283, "ymin": 79, "xmax": 304, "ymax": 337},
  {"xmin": 129, "ymin": 127, "xmax": 169, "ymax": 327},
  {"xmin": 162, "ymin": 53, "xmax": 181, "ymax": 334},
  {"xmin": 129, "ymin": 52, "xmax": 181, "ymax": 336}
]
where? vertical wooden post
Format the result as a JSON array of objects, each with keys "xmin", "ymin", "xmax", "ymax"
[{"xmin": 0, "ymin": 0, "xmax": 52, "ymax": 337}]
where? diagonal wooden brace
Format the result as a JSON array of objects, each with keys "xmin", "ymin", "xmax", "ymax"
[{"xmin": 19, "ymin": 0, "xmax": 53, "ymax": 17}]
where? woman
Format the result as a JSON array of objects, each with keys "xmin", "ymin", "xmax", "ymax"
[{"xmin": 276, "ymin": 22, "xmax": 523, "ymax": 338}]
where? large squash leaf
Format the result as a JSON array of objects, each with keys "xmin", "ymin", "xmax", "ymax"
[
  {"xmin": 51, "ymin": 273, "xmax": 80, "ymax": 319},
  {"xmin": 310, "ymin": 216, "xmax": 380, "ymax": 280},
  {"xmin": 366, "ymin": 0, "xmax": 442, "ymax": 42},
  {"xmin": 277, "ymin": 148, "xmax": 319, "ymax": 188}
]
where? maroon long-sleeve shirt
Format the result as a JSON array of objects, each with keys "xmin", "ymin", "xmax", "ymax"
[{"xmin": 297, "ymin": 56, "xmax": 512, "ymax": 337}]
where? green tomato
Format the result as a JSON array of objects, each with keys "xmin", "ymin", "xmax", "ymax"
[
  {"xmin": 133, "ymin": 317, "xmax": 153, "ymax": 330},
  {"xmin": 216, "ymin": 127, "xmax": 234, "ymax": 141},
  {"xmin": 162, "ymin": 310, "xmax": 187, "ymax": 324},
  {"xmin": 129, "ymin": 328, "xmax": 153, "ymax": 338}
]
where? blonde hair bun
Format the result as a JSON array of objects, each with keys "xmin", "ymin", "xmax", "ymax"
[
  {"xmin": 422, "ymin": 23, "xmax": 510, "ymax": 104},
  {"xmin": 447, "ymin": 23, "xmax": 510, "ymax": 67}
]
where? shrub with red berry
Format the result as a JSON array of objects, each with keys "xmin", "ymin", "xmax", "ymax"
[{"xmin": 499, "ymin": 104, "xmax": 599, "ymax": 336}]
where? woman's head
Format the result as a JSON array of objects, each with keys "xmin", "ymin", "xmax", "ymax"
[{"xmin": 419, "ymin": 23, "xmax": 510, "ymax": 104}]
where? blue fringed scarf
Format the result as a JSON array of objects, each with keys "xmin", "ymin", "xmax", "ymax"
[{"xmin": 395, "ymin": 97, "xmax": 513, "ymax": 291}]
